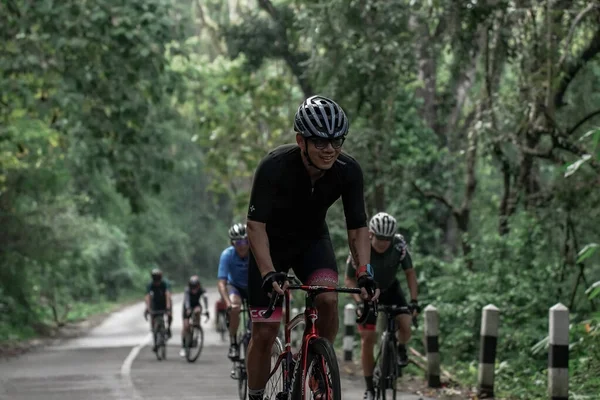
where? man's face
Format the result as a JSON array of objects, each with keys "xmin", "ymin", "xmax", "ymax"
[
  {"xmin": 296, "ymin": 135, "xmax": 345, "ymax": 170},
  {"xmin": 233, "ymin": 238, "xmax": 249, "ymax": 258}
]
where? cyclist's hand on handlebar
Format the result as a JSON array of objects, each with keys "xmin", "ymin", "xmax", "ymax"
[
  {"xmin": 409, "ymin": 299, "xmax": 421, "ymax": 316},
  {"xmin": 261, "ymin": 271, "xmax": 288, "ymax": 296},
  {"xmin": 357, "ymin": 274, "xmax": 380, "ymax": 301}
]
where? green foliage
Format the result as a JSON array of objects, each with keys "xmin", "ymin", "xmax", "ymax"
[
  {"xmin": 0, "ymin": 0, "xmax": 232, "ymax": 340},
  {"xmin": 2, "ymin": 2, "xmax": 600, "ymax": 399}
]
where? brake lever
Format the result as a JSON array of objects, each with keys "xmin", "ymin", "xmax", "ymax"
[{"xmin": 356, "ymin": 299, "xmax": 377, "ymax": 325}]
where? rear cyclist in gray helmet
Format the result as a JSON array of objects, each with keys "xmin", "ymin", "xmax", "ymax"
[{"xmin": 345, "ymin": 212, "xmax": 420, "ymax": 400}]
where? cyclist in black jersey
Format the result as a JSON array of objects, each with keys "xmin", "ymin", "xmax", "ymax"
[
  {"xmin": 144, "ymin": 268, "xmax": 172, "ymax": 352},
  {"xmin": 179, "ymin": 275, "xmax": 209, "ymax": 357},
  {"xmin": 245, "ymin": 95, "xmax": 380, "ymax": 400},
  {"xmin": 345, "ymin": 212, "xmax": 420, "ymax": 400}
]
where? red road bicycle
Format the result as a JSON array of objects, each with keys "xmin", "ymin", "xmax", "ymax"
[{"xmin": 261, "ymin": 274, "xmax": 374, "ymax": 400}]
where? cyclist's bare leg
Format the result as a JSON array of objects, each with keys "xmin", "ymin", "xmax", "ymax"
[
  {"xmin": 360, "ymin": 330, "xmax": 377, "ymax": 375},
  {"xmin": 396, "ymin": 314, "xmax": 411, "ymax": 365},
  {"xmin": 360, "ymin": 329, "xmax": 377, "ymax": 394},
  {"xmin": 396, "ymin": 314, "xmax": 412, "ymax": 344},
  {"xmin": 246, "ymin": 322, "xmax": 279, "ymax": 392},
  {"xmin": 228, "ymin": 293, "xmax": 242, "ymax": 340},
  {"xmin": 314, "ymin": 292, "xmax": 338, "ymax": 343}
]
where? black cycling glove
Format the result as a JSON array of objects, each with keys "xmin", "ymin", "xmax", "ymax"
[
  {"xmin": 261, "ymin": 271, "xmax": 288, "ymax": 295},
  {"xmin": 357, "ymin": 274, "xmax": 377, "ymax": 298},
  {"xmin": 409, "ymin": 299, "xmax": 421, "ymax": 314}
]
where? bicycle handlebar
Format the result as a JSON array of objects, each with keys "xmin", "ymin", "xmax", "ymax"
[
  {"xmin": 361, "ymin": 302, "xmax": 419, "ymax": 328},
  {"xmin": 261, "ymin": 274, "xmax": 376, "ymax": 324}
]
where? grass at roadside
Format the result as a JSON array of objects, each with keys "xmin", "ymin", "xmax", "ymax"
[{"xmin": 0, "ymin": 289, "xmax": 141, "ymax": 345}]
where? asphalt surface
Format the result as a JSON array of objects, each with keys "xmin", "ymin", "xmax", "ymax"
[{"xmin": 0, "ymin": 287, "xmax": 430, "ymax": 399}]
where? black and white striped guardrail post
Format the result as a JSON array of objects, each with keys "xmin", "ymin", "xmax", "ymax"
[
  {"xmin": 291, "ymin": 307, "xmax": 299, "ymax": 348},
  {"xmin": 424, "ymin": 305, "xmax": 441, "ymax": 388},
  {"xmin": 477, "ymin": 304, "xmax": 500, "ymax": 398},
  {"xmin": 549, "ymin": 303, "xmax": 569, "ymax": 400},
  {"xmin": 343, "ymin": 303, "xmax": 356, "ymax": 362}
]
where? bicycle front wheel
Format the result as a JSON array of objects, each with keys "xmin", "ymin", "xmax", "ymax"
[
  {"xmin": 292, "ymin": 337, "xmax": 341, "ymax": 400},
  {"xmin": 237, "ymin": 336, "xmax": 249, "ymax": 400},
  {"xmin": 376, "ymin": 339, "xmax": 398, "ymax": 400},
  {"xmin": 186, "ymin": 325, "xmax": 204, "ymax": 363},
  {"xmin": 217, "ymin": 312, "xmax": 227, "ymax": 342},
  {"xmin": 155, "ymin": 321, "xmax": 167, "ymax": 361},
  {"xmin": 263, "ymin": 337, "xmax": 285, "ymax": 400}
]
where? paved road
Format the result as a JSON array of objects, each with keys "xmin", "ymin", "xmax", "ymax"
[{"xmin": 0, "ymin": 288, "xmax": 429, "ymax": 399}]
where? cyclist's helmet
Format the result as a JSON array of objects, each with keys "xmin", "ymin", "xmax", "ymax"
[
  {"xmin": 151, "ymin": 268, "xmax": 162, "ymax": 281},
  {"xmin": 294, "ymin": 95, "xmax": 349, "ymax": 139},
  {"xmin": 369, "ymin": 212, "xmax": 397, "ymax": 238},
  {"xmin": 228, "ymin": 223, "xmax": 247, "ymax": 240},
  {"xmin": 188, "ymin": 275, "xmax": 200, "ymax": 289}
]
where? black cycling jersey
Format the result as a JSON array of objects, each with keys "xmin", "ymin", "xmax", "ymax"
[
  {"xmin": 345, "ymin": 234, "xmax": 413, "ymax": 292},
  {"xmin": 183, "ymin": 286, "xmax": 205, "ymax": 310},
  {"xmin": 146, "ymin": 280, "xmax": 170, "ymax": 311},
  {"xmin": 246, "ymin": 144, "xmax": 367, "ymax": 241}
]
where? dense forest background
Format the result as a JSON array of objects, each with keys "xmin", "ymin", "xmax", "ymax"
[{"xmin": 1, "ymin": 0, "xmax": 599, "ymax": 397}]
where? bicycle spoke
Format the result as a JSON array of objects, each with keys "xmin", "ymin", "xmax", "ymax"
[
  {"xmin": 293, "ymin": 338, "xmax": 341, "ymax": 400},
  {"xmin": 263, "ymin": 338, "xmax": 285, "ymax": 400}
]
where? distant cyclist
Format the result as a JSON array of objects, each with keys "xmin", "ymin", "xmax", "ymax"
[
  {"xmin": 214, "ymin": 298, "xmax": 228, "ymax": 331},
  {"xmin": 179, "ymin": 275, "xmax": 209, "ymax": 357},
  {"xmin": 345, "ymin": 212, "xmax": 420, "ymax": 400},
  {"xmin": 144, "ymin": 268, "xmax": 172, "ymax": 352},
  {"xmin": 217, "ymin": 223, "xmax": 250, "ymax": 360}
]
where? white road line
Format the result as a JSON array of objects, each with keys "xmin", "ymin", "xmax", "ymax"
[
  {"xmin": 119, "ymin": 333, "xmax": 152, "ymax": 400},
  {"xmin": 120, "ymin": 333, "xmax": 152, "ymax": 377}
]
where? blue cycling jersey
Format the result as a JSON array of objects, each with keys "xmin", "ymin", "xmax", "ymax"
[{"xmin": 217, "ymin": 246, "xmax": 248, "ymax": 289}]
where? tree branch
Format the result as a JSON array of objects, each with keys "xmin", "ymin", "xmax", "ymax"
[
  {"xmin": 557, "ymin": 3, "xmax": 599, "ymax": 71},
  {"xmin": 567, "ymin": 108, "xmax": 600, "ymax": 135},
  {"xmin": 196, "ymin": 0, "xmax": 225, "ymax": 55},
  {"xmin": 257, "ymin": 0, "xmax": 313, "ymax": 97},
  {"xmin": 411, "ymin": 182, "xmax": 459, "ymax": 217},
  {"xmin": 554, "ymin": 24, "xmax": 600, "ymax": 107},
  {"xmin": 554, "ymin": 133, "xmax": 600, "ymax": 171}
]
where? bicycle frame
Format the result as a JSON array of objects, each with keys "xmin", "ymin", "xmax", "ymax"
[{"xmin": 266, "ymin": 282, "xmax": 366, "ymax": 397}]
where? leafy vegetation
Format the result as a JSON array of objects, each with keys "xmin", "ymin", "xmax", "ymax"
[{"xmin": 2, "ymin": 0, "xmax": 600, "ymax": 398}]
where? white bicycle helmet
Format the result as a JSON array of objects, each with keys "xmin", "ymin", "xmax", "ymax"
[
  {"xmin": 369, "ymin": 212, "xmax": 397, "ymax": 238},
  {"xmin": 228, "ymin": 223, "xmax": 247, "ymax": 240}
]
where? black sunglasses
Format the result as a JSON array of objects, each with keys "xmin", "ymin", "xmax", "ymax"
[
  {"xmin": 309, "ymin": 137, "xmax": 345, "ymax": 150},
  {"xmin": 374, "ymin": 234, "xmax": 393, "ymax": 242}
]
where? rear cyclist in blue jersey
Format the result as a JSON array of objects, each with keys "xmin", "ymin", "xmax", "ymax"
[{"xmin": 217, "ymin": 223, "xmax": 250, "ymax": 360}]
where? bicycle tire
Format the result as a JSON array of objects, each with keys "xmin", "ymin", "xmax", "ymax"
[
  {"xmin": 376, "ymin": 339, "xmax": 397, "ymax": 400},
  {"xmin": 263, "ymin": 337, "xmax": 285, "ymax": 400},
  {"xmin": 186, "ymin": 324, "xmax": 204, "ymax": 363},
  {"xmin": 291, "ymin": 337, "xmax": 341, "ymax": 400},
  {"xmin": 237, "ymin": 336, "xmax": 249, "ymax": 400},
  {"xmin": 217, "ymin": 312, "xmax": 227, "ymax": 342},
  {"xmin": 153, "ymin": 318, "xmax": 160, "ymax": 361},
  {"xmin": 155, "ymin": 319, "xmax": 167, "ymax": 361}
]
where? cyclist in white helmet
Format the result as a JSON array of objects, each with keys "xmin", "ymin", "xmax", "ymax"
[{"xmin": 345, "ymin": 212, "xmax": 420, "ymax": 400}]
